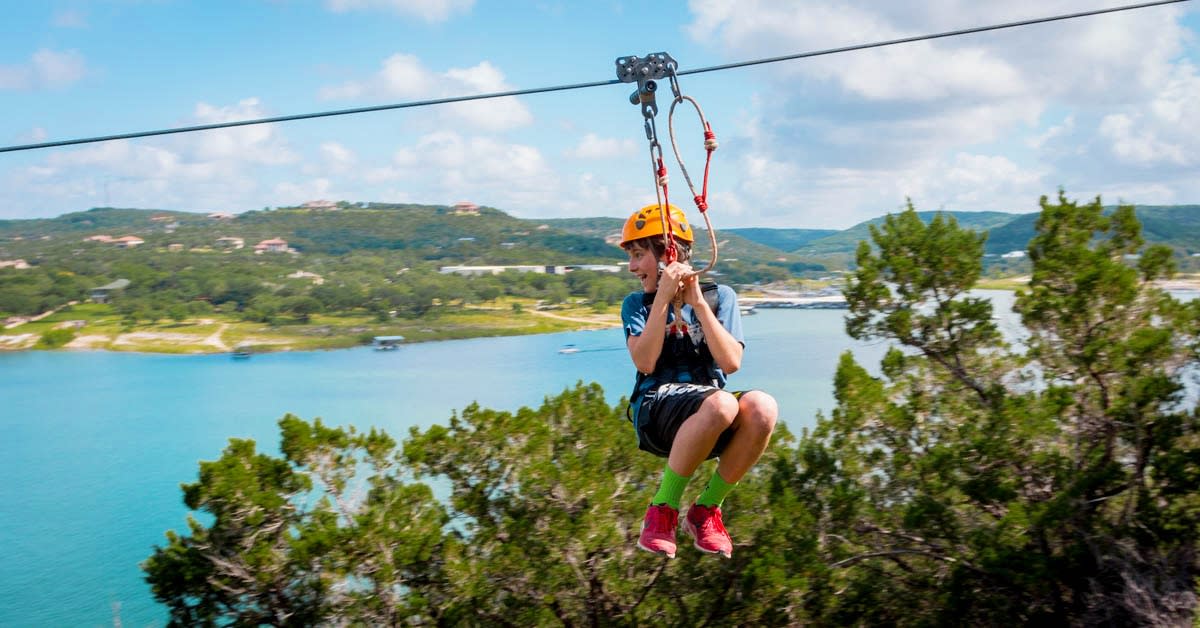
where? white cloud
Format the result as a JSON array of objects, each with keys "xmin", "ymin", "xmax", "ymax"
[
  {"xmin": 32, "ymin": 49, "xmax": 86, "ymax": 87},
  {"xmin": 684, "ymin": 0, "xmax": 1196, "ymax": 224},
  {"xmin": 0, "ymin": 97, "xmax": 310, "ymax": 217},
  {"xmin": 320, "ymin": 55, "xmax": 532, "ymax": 131},
  {"xmin": 320, "ymin": 53, "xmax": 433, "ymax": 100},
  {"xmin": 1095, "ymin": 61, "xmax": 1199, "ymax": 167},
  {"xmin": 320, "ymin": 142, "xmax": 358, "ymax": 172},
  {"xmin": 185, "ymin": 99, "xmax": 298, "ymax": 166},
  {"xmin": 10, "ymin": 127, "xmax": 49, "ymax": 144},
  {"xmin": 707, "ymin": 147, "xmax": 1049, "ymax": 228},
  {"xmin": 318, "ymin": 130, "xmax": 642, "ymax": 218},
  {"xmin": 274, "ymin": 177, "xmax": 337, "ymax": 206},
  {"xmin": 323, "ymin": 0, "xmax": 474, "ymax": 22},
  {"xmin": 0, "ymin": 49, "xmax": 87, "ymax": 90},
  {"xmin": 52, "ymin": 10, "xmax": 88, "ymax": 28},
  {"xmin": 565, "ymin": 133, "xmax": 637, "ymax": 159}
]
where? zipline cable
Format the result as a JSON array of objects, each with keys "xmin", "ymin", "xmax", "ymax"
[
  {"xmin": 674, "ymin": 0, "xmax": 1190, "ymax": 77},
  {"xmin": 0, "ymin": 0, "xmax": 1187, "ymax": 155}
]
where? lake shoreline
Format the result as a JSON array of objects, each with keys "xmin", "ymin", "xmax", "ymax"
[
  {"xmin": 1, "ymin": 302, "xmax": 622, "ymax": 354},
  {"xmin": 6, "ymin": 277, "xmax": 1199, "ymax": 355}
]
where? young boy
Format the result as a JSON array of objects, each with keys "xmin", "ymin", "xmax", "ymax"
[{"xmin": 619, "ymin": 203, "xmax": 778, "ymax": 559}]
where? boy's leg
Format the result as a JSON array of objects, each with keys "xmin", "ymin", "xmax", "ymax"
[
  {"xmin": 637, "ymin": 386, "xmax": 738, "ymax": 558},
  {"xmin": 713, "ymin": 391, "xmax": 778, "ymax": 483},
  {"xmin": 666, "ymin": 390, "xmax": 740, "ymax": 478},
  {"xmin": 684, "ymin": 391, "xmax": 778, "ymax": 558}
]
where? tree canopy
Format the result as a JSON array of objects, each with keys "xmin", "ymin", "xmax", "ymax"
[{"xmin": 145, "ymin": 192, "xmax": 1200, "ymax": 625}]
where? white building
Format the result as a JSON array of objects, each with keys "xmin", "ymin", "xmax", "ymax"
[{"xmin": 254, "ymin": 238, "xmax": 290, "ymax": 253}]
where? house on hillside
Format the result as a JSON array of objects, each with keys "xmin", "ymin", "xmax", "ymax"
[
  {"xmin": 451, "ymin": 201, "xmax": 480, "ymax": 216},
  {"xmin": 84, "ymin": 234, "xmax": 114, "ymax": 243},
  {"xmin": 0, "ymin": 259, "xmax": 30, "ymax": 269},
  {"xmin": 91, "ymin": 279, "xmax": 131, "ymax": 303},
  {"xmin": 287, "ymin": 270, "xmax": 325, "ymax": 285},
  {"xmin": 439, "ymin": 265, "xmax": 575, "ymax": 276},
  {"xmin": 208, "ymin": 212, "xmax": 234, "ymax": 220},
  {"xmin": 567, "ymin": 264, "xmax": 623, "ymax": 273},
  {"xmin": 254, "ymin": 238, "xmax": 290, "ymax": 254},
  {"xmin": 114, "ymin": 235, "xmax": 145, "ymax": 248},
  {"xmin": 302, "ymin": 200, "xmax": 338, "ymax": 210},
  {"xmin": 216, "ymin": 236, "xmax": 245, "ymax": 249}
]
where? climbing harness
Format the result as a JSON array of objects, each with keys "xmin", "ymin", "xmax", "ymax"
[{"xmin": 616, "ymin": 52, "xmax": 720, "ymax": 337}]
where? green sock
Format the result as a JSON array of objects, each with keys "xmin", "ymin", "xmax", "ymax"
[
  {"xmin": 695, "ymin": 470, "xmax": 737, "ymax": 508},
  {"xmin": 651, "ymin": 466, "xmax": 691, "ymax": 510}
]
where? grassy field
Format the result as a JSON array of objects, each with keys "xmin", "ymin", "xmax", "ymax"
[{"xmin": 1, "ymin": 298, "xmax": 619, "ymax": 354}]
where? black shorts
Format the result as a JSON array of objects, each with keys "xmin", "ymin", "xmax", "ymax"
[{"xmin": 633, "ymin": 383, "xmax": 748, "ymax": 459}]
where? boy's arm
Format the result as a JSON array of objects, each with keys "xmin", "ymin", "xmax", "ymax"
[
  {"xmin": 627, "ymin": 295, "xmax": 671, "ymax": 374},
  {"xmin": 626, "ymin": 261, "xmax": 689, "ymax": 374},
  {"xmin": 683, "ymin": 279, "xmax": 743, "ymax": 374}
]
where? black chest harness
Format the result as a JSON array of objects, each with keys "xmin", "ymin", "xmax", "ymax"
[{"xmin": 627, "ymin": 284, "xmax": 723, "ymax": 422}]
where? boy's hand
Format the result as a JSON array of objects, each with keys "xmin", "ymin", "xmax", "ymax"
[
  {"xmin": 657, "ymin": 261, "xmax": 691, "ymax": 301},
  {"xmin": 678, "ymin": 270, "xmax": 705, "ymax": 309}
]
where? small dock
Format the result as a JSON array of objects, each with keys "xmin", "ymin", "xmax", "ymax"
[
  {"xmin": 373, "ymin": 335, "xmax": 405, "ymax": 351},
  {"xmin": 740, "ymin": 295, "xmax": 848, "ymax": 310}
]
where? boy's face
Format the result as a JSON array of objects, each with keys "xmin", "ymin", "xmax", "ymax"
[{"xmin": 626, "ymin": 243, "xmax": 659, "ymax": 293}]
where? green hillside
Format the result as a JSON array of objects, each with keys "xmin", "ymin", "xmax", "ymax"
[
  {"xmin": 541, "ymin": 216, "xmax": 830, "ymax": 281},
  {"xmin": 538, "ymin": 217, "xmax": 625, "ymax": 239},
  {"xmin": 5, "ymin": 202, "xmax": 1198, "ymax": 278},
  {"xmin": 979, "ymin": 205, "xmax": 1200, "ymax": 255},
  {"xmin": 797, "ymin": 210, "xmax": 1026, "ymax": 255},
  {"xmin": 0, "ymin": 207, "xmax": 212, "ymax": 237},
  {"xmin": 725, "ymin": 227, "xmax": 839, "ymax": 251},
  {"xmin": 0, "ymin": 204, "xmax": 625, "ymax": 266}
]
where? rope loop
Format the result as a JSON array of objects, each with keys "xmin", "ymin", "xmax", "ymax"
[{"xmin": 666, "ymin": 83, "xmax": 719, "ymax": 279}]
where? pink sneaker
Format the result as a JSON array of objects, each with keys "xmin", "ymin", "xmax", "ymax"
[
  {"xmin": 637, "ymin": 503, "xmax": 678, "ymax": 558},
  {"xmin": 684, "ymin": 503, "xmax": 733, "ymax": 558}
]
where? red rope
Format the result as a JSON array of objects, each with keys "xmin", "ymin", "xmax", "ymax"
[
  {"xmin": 657, "ymin": 157, "xmax": 678, "ymax": 264},
  {"xmin": 695, "ymin": 124, "xmax": 716, "ymax": 213}
]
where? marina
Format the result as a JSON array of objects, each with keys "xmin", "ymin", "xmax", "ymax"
[{"xmin": 740, "ymin": 294, "xmax": 848, "ymax": 310}]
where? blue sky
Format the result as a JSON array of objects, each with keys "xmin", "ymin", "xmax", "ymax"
[{"xmin": 1, "ymin": 0, "xmax": 1196, "ymax": 228}]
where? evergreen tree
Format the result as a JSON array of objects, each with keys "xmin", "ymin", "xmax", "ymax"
[{"xmin": 789, "ymin": 194, "xmax": 1200, "ymax": 624}]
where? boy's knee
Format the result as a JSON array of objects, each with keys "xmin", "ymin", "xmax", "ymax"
[
  {"xmin": 739, "ymin": 391, "xmax": 778, "ymax": 433},
  {"xmin": 701, "ymin": 390, "xmax": 739, "ymax": 426}
]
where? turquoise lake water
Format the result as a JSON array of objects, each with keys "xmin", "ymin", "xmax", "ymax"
[{"xmin": 0, "ymin": 308, "xmax": 887, "ymax": 626}]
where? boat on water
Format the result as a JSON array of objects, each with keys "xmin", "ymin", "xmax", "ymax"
[
  {"xmin": 373, "ymin": 335, "xmax": 405, "ymax": 351},
  {"xmin": 231, "ymin": 344, "xmax": 253, "ymax": 359},
  {"xmin": 739, "ymin": 304, "xmax": 757, "ymax": 316},
  {"xmin": 558, "ymin": 344, "xmax": 580, "ymax": 354}
]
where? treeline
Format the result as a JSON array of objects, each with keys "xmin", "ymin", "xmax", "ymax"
[
  {"xmin": 0, "ymin": 246, "xmax": 635, "ymax": 323},
  {"xmin": 145, "ymin": 193, "xmax": 1200, "ymax": 625},
  {"xmin": 0, "ymin": 203, "xmax": 820, "ymax": 321}
]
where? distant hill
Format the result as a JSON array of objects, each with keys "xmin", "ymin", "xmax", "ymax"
[
  {"xmin": 725, "ymin": 228, "xmax": 839, "ymax": 252},
  {"xmin": 796, "ymin": 211, "xmax": 1028, "ymax": 255},
  {"xmin": 0, "ymin": 207, "xmax": 213, "ymax": 236},
  {"xmin": 4, "ymin": 203, "xmax": 1198, "ymax": 268},
  {"xmin": 537, "ymin": 217, "xmax": 624, "ymax": 240},
  {"xmin": 1128, "ymin": 205, "xmax": 1200, "ymax": 254},
  {"xmin": 964, "ymin": 205, "xmax": 1200, "ymax": 255},
  {"xmin": 541, "ymin": 217, "xmax": 805, "ymax": 266},
  {"xmin": 0, "ymin": 204, "xmax": 625, "ymax": 265}
]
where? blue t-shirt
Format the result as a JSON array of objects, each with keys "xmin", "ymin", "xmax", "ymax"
[{"xmin": 620, "ymin": 284, "xmax": 744, "ymax": 409}]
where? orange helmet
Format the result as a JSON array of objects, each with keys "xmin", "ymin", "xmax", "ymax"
[{"xmin": 620, "ymin": 203, "xmax": 693, "ymax": 246}]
